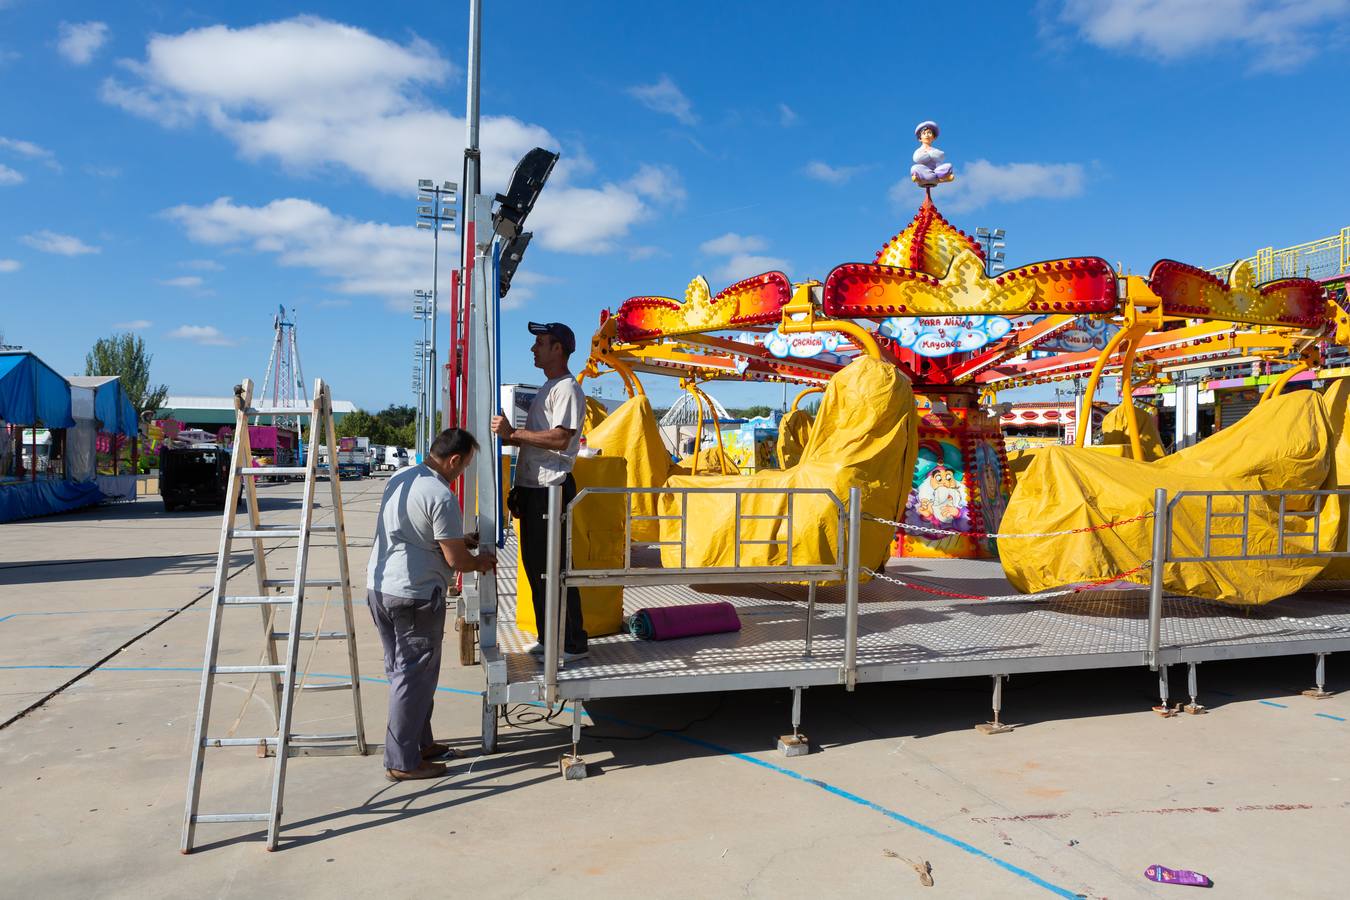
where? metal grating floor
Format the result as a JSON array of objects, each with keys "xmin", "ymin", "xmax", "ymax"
[{"xmin": 489, "ymin": 538, "xmax": 1350, "ymax": 698}]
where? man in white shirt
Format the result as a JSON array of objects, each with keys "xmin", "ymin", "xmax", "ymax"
[
  {"xmin": 367, "ymin": 427, "xmax": 495, "ymax": 781},
  {"xmin": 491, "ymin": 322, "xmax": 589, "ymax": 659}
]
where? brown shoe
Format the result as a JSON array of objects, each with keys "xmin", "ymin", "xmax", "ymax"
[
  {"xmin": 385, "ymin": 761, "xmax": 447, "ymax": 782},
  {"xmin": 422, "ymin": 742, "xmax": 467, "ymax": 761}
]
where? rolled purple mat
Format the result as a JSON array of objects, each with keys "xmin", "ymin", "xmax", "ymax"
[{"xmin": 629, "ymin": 601, "xmax": 741, "ymax": 641}]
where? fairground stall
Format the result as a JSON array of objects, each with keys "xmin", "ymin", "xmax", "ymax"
[{"xmin": 449, "ymin": 127, "xmax": 1350, "ymax": 772}]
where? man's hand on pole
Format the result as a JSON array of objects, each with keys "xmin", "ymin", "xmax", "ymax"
[{"xmin": 490, "ymin": 409, "xmax": 514, "ymax": 442}]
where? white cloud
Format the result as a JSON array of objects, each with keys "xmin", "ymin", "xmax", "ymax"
[
  {"xmin": 778, "ymin": 103, "xmax": 798, "ymax": 127},
  {"xmin": 180, "ymin": 258, "xmax": 223, "ymax": 271},
  {"xmin": 20, "ymin": 230, "xmax": 101, "ymax": 255},
  {"xmin": 315, "ymin": 298, "xmax": 351, "ymax": 309},
  {"xmin": 892, "ymin": 159, "xmax": 1087, "ymax": 213},
  {"xmin": 169, "ymin": 325, "xmax": 237, "ymax": 346},
  {"xmin": 0, "ymin": 136, "xmax": 59, "ymax": 170},
  {"xmin": 804, "ymin": 161, "xmax": 867, "ymax": 185},
  {"xmin": 0, "ymin": 164, "xmax": 21, "ymax": 185},
  {"xmin": 698, "ymin": 232, "xmax": 789, "ymax": 283},
  {"xmin": 700, "ymin": 233, "xmax": 768, "ymax": 256},
  {"xmin": 627, "ymin": 75, "xmax": 697, "ymax": 125},
  {"xmin": 164, "ymin": 196, "xmax": 438, "ymax": 300},
  {"xmin": 113, "ymin": 319, "xmax": 152, "ymax": 330},
  {"xmin": 158, "ymin": 275, "xmax": 203, "ymax": 288},
  {"xmin": 57, "ymin": 21, "xmax": 110, "ymax": 66},
  {"xmin": 713, "ymin": 253, "xmax": 792, "ymax": 284},
  {"xmin": 625, "ymin": 163, "xmax": 686, "ymax": 206},
  {"xmin": 102, "ymin": 17, "xmax": 674, "ymax": 254},
  {"xmin": 1050, "ymin": 0, "xmax": 1350, "ymax": 72},
  {"xmin": 84, "ymin": 164, "xmax": 121, "ymax": 178},
  {"xmin": 0, "ymin": 259, "xmax": 20, "ymax": 273},
  {"xmin": 501, "ymin": 270, "xmax": 562, "ymax": 311},
  {"xmin": 628, "ymin": 245, "xmax": 666, "ymax": 261}
]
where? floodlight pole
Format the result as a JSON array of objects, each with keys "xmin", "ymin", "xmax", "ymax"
[{"xmin": 457, "ymin": 0, "xmax": 483, "ymax": 434}]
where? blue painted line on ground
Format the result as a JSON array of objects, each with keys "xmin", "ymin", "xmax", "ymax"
[
  {"xmin": 1314, "ymin": 712, "xmax": 1346, "ymax": 722},
  {"xmin": 0, "ymin": 614, "xmax": 16, "ymax": 624},
  {"xmin": 1, "ymin": 663, "xmax": 1079, "ymax": 898},
  {"xmin": 1258, "ymin": 700, "xmax": 1288, "ymax": 708}
]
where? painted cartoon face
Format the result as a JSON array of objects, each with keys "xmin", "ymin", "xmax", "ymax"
[
  {"xmin": 919, "ymin": 127, "xmax": 935, "ymax": 144},
  {"xmin": 929, "ymin": 466, "xmax": 957, "ymax": 490}
]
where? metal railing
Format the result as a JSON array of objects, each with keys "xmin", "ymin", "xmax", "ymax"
[
  {"xmin": 1145, "ymin": 487, "xmax": 1350, "ymax": 666},
  {"xmin": 541, "ymin": 484, "xmax": 863, "ymax": 703}
]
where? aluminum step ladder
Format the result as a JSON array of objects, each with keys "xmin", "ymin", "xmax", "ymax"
[{"xmin": 181, "ymin": 377, "xmax": 368, "ymax": 853}]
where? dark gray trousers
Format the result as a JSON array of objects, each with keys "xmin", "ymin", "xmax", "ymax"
[{"xmin": 367, "ymin": 588, "xmax": 445, "ymax": 771}]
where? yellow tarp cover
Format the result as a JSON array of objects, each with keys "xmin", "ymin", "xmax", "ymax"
[
  {"xmin": 677, "ymin": 446, "xmax": 740, "ymax": 475},
  {"xmin": 1317, "ymin": 379, "xmax": 1350, "ymax": 579},
  {"xmin": 582, "ymin": 396, "xmax": 609, "ymax": 435},
  {"xmin": 583, "ymin": 395, "xmax": 671, "ymax": 542},
  {"xmin": 1099, "ymin": 401, "xmax": 1167, "ymax": 461},
  {"xmin": 776, "ymin": 408, "xmax": 814, "ymax": 469},
  {"xmin": 659, "ymin": 357, "xmax": 918, "ymax": 572},
  {"xmin": 514, "ymin": 454, "xmax": 626, "ymax": 638},
  {"xmin": 1000, "ymin": 391, "xmax": 1341, "ymax": 604}
]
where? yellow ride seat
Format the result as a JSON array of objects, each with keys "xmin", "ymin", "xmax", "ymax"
[
  {"xmin": 659, "ymin": 357, "xmax": 918, "ymax": 573},
  {"xmin": 1001, "ymin": 391, "xmax": 1342, "ymax": 604}
]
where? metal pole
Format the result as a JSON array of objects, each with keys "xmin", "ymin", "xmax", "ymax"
[
  {"xmin": 1147, "ymin": 488, "xmax": 1168, "ymax": 669},
  {"xmin": 428, "ymin": 196, "xmax": 440, "ymax": 450},
  {"xmin": 803, "ymin": 580, "xmax": 816, "ymax": 658},
  {"xmin": 543, "ymin": 484, "xmax": 563, "ymax": 705},
  {"xmin": 842, "ymin": 485, "xmax": 862, "ymax": 689},
  {"xmin": 459, "ymin": 0, "xmax": 482, "ymax": 311}
]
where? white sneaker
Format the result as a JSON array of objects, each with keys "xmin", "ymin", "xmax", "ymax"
[
  {"xmin": 563, "ymin": 648, "xmax": 589, "ymax": 662},
  {"xmin": 524, "ymin": 642, "xmax": 544, "ymax": 657}
]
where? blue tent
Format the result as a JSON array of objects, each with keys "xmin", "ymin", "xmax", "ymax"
[
  {"xmin": 69, "ymin": 375, "xmax": 139, "ymax": 437},
  {"xmin": 0, "ymin": 351, "xmax": 75, "ymax": 428}
]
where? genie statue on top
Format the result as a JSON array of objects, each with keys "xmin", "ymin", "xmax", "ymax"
[{"xmin": 910, "ymin": 120, "xmax": 954, "ymax": 188}]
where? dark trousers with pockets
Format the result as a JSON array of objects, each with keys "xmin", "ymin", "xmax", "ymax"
[
  {"xmin": 516, "ymin": 474, "xmax": 588, "ymax": 653},
  {"xmin": 367, "ymin": 588, "xmax": 445, "ymax": 771}
]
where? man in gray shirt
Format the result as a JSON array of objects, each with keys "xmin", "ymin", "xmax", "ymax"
[
  {"xmin": 367, "ymin": 428, "xmax": 495, "ymax": 781},
  {"xmin": 492, "ymin": 321, "xmax": 588, "ymax": 659}
]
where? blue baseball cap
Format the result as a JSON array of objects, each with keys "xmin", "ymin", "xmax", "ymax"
[{"xmin": 528, "ymin": 321, "xmax": 576, "ymax": 354}]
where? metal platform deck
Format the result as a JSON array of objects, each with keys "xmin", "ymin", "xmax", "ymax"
[{"xmin": 491, "ymin": 539, "xmax": 1350, "ymax": 702}]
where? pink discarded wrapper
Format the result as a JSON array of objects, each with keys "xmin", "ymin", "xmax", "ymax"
[
  {"xmin": 1144, "ymin": 865, "xmax": 1212, "ymax": 888},
  {"xmin": 631, "ymin": 602, "xmax": 741, "ymax": 641}
]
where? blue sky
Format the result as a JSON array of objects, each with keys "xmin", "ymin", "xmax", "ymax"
[{"xmin": 2, "ymin": 1, "xmax": 1348, "ymax": 411}]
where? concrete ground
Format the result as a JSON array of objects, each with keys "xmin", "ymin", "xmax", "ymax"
[{"xmin": 2, "ymin": 476, "xmax": 1348, "ymax": 899}]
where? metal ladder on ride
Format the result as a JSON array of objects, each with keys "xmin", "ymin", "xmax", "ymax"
[{"xmin": 181, "ymin": 377, "xmax": 367, "ymax": 853}]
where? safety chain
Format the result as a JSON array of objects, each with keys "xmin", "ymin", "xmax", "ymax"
[
  {"xmin": 861, "ymin": 560, "xmax": 1153, "ymax": 603},
  {"xmin": 864, "ymin": 511, "xmax": 1154, "ymax": 541}
]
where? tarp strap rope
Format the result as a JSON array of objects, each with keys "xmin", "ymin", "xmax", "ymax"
[
  {"xmin": 865, "ymin": 511, "xmax": 1154, "ymax": 541},
  {"xmin": 861, "ymin": 561, "xmax": 1153, "ymax": 603}
]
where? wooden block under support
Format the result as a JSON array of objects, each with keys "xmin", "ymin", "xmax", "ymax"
[
  {"xmin": 1302, "ymin": 688, "xmax": 1334, "ymax": 699},
  {"xmin": 975, "ymin": 721, "xmax": 1014, "ymax": 735},
  {"xmin": 560, "ymin": 753, "xmax": 588, "ymax": 780},
  {"xmin": 777, "ymin": 734, "xmax": 810, "ymax": 757}
]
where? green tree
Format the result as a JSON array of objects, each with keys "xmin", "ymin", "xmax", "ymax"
[
  {"xmin": 335, "ymin": 408, "xmax": 380, "ymax": 440},
  {"xmin": 85, "ymin": 332, "xmax": 169, "ymax": 414},
  {"xmin": 731, "ymin": 405, "xmax": 775, "ymax": 419}
]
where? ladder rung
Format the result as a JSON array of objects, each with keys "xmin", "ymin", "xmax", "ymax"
[
  {"xmin": 214, "ymin": 664, "xmax": 287, "ymax": 675},
  {"xmin": 239, "ymin": 466, "xmax": 308, "ymax": 475},
  {"xmin": 262, "ymin": 578, "xmax": 342, "ymax": 588},
  {"xmin": 204, "ymin": 737, "xmax": 277, "ymax": 747},
  {"xmin": 247, "ymin": 406, "xmax": 314, "ymax": 416},
  {"xmin": 233, "ymin": 528, "xmax": 302, "ymax": 539},
  {"xmin": 193, "ymin": 813, "xmax": 271, "ymax": 824},
  {"xmin": 222, "ymin": 595, "xmax": 297, "ymax": 606},
  {"xmin": 272, "ymin": 631, "xmax": 347, "ymax": 642},
  {"xmin": 312, "ymin": 524, "xmax": 337, "ymax": 533},
  {"xmin": 289, "ymin": 732, "xmax": 358, "ymax": 742},
  {"xmin": 297, "ymin": 681, "xmax": 353, "ymax": 692}
]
